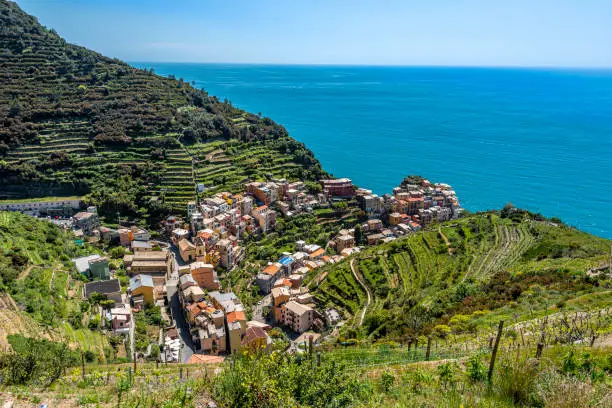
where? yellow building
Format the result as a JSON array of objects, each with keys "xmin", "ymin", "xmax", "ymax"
[{"xmin": 129, "ymin": 274, "xmax": 154, "ymax": 306}]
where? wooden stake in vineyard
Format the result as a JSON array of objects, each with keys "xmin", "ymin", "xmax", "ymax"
[{"xmin": 488, "ymin": 320, "xmax": 504, "ymax": 384}]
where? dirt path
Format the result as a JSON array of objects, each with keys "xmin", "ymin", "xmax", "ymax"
[
  {"xmin": 438, "ymin": 227, "xmax": 453, "ymax": 255},
  {"xmin": 350, "ymin": 258, "xmax": 371, "ymax": 326},
  {"xmin": 17, "ymin": 264, "xmax": 33, "ymax": 281}
]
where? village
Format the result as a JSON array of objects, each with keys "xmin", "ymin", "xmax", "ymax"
[{"xmin": 0, "ymin": 176, "xmax": 462, "ymax": 364}]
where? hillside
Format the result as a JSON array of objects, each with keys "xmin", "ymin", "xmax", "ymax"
[
  {"xmin": 0, "ymin": 0, "xmax": 325, "ymax": 222},
  {"xmin": 0, "ymin": 212, "xmax": 112, "ymax": 360},
  {"xmin": 311, "ymin": 210, "xmax": 612, "ymax": 341}
]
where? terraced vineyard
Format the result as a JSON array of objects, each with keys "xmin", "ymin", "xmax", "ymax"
[
  {"xmin": 3, "ymin": 120, "xmax": 93, "ymax": 163},
  {"xmin": 0, "ymin": 0, "xmax": 326, "ymax": 223},
  {"xmin": 185, "ymin": 138, "xmax": 327, "ymax": 199},
  {"xmin": 313, "ymin": 213, "xmax": 611, "ymax": 339}
]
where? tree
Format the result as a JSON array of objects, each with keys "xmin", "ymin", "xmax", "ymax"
[
  {"xmin": 89, "ymin": 292, "xmax": 107, "ymax": 305},
  {"xmin": 332, "ymin": 201, "xmax": 348, "ymax": 215},
  {"xmin": 100, "ymin": 299, "xmax": 115, "ymax": 310},
  {"xmin": 305, "ymin": 181, "xmax": 322, "ymax": 194},
  {"xmin": 354, "ymin": 224, "xmax": 363, "ymax": 245}
]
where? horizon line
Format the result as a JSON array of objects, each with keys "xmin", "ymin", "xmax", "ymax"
[{"xmin": 128, "ymin": 61, "xmax": 612, "ymax": 70}]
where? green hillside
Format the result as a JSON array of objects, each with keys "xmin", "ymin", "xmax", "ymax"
[
  {"xmin": 0, "ymin": 211, "xmax": 111, "ymax": 360},
  {"xmin": 312, "ymin": 210, "xmax": 612, "ymax": 340},
  {"xmin": 0, "ymin": 0, "xmax": 325, "ymax": 221}
]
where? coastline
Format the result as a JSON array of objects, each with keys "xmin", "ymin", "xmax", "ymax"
[{"xmin": 132, "ymin": 63, "xmax": 612, "ymax": 238}]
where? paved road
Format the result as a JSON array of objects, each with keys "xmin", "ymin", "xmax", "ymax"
[
  {"xmin": 252, "ymin": 295, "xmax": 272, "ymax": 323},
  {"xmin": 167, "ymin": 279, "xmax": 195, "ymax": 363}
]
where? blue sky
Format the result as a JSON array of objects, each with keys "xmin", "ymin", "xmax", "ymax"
[{"xmin": 15, "ymin": 0, "xmax": 612, "ymax": 67}]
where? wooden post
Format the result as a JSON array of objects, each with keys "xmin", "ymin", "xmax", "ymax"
[
  {"xmin": 180, "ymin": 366, "xmax": 183, "ymax": 380},
  {"xmin": 425, "ymin": 337, "xmax": 432, "ymax": 361},
  {"xmin": 316, "ymin": 351, "xmax": 321, "ymax": 367},
  {"xmin": 309, "ymin": 336, "xmax": 313, "ymax": 360},
  {"xmin": 535, "ymin": 342, "xmax": 544, "ymax": 360},
  {"xmin": 488, "ymin": 320, "xmax": 504, "ymax": 384},
  {"xmin": 133, "ymin": 352, "xmax": 137, "ymax": 374},
  {"xmin": 81, "ymin": 351, "xmax": 85, "ymax": 380}
]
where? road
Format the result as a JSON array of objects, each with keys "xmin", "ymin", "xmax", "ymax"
[
  {"xmin": 350, "ymin": 258, "xmax": 371, "ymax": 326},
  {"xmin": 252, "ymin": 294, "xmax": 272, "ymax": 323},
  {"xmin": 167, "ymin": 278, "xmax": 195, "ymax": 363}
]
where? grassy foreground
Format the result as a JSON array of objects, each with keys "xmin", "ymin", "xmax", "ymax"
[{"xmin": 1, "ymin": 341, "xmax": 610, "ymax": 407}]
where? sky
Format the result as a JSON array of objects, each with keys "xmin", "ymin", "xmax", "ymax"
[{"xmin": 15, "ymin": 0, "xmax": 612, "ymax": 67}]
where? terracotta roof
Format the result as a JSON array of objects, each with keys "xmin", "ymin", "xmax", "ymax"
[
  {"xmin": 226, "ymin": 311, "xmax": 246, "ymax": 323},
  {"xmin": 309, "ymin": 248, "xmax": 325, "ymax": 258},
  {"xmin": 242, "ymin": 326, "xmax": 268, "ymax": 345},
  {"xmin": 263, "ymin": 263, "xmax": 281, "ymax": 275},
  {"xmin": 187, "ymin": 303, "xmax": 202, "ymax": 316},
  {"xmin": 187, "ymin": 354, "xmax": 225, "ymax": 364}
]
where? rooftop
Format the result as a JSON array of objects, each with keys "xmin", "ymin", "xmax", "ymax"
[
  {"xmin": 285, "ymin": 300, "xmax": 313, "ymax": 316},
  {"xmin": 129, "ymin": 274, "xmax": 154, "ymax": 291},
  {"xmin": 72, "ymin": 254, "xmax": 101, "ymax": 274},
  {"xmin": 84, "ymin": 279, "xmax": 121, "ymax": 297},
  {"xmin": 263, "ymin": 263, "xmax": 281, "ymax": 275},
  {"xmin": 226, "ymin": 310, "xmax": 246, "ymax": 323}
]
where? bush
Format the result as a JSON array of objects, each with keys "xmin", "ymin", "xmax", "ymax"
[
  {"xmin": 433, "ymin": 324, "xmax": 451, "ymax": 338},
  {"xmin": 437, "ymin": 362, "xmax": 457, "ymax": 390},
  {"xmin": 403, "ymin": 368, "xmax": 434, "ymax": 393},
  {"xmin": 466, "ymin": 354, "xmax": 487, "ymax": 382},
  {"xmin": 494, "ymin": 354, "xmax": 539, "ymax": 405},
  {"xmin": 0, "ymin": 335, "xmax": 78, "ymax": 386},
  {"xmin": 380, "ymin": 371, "xmax": 395, "ymax": 392},
  {"xmin": 212, "ymin": 353, "xmax": 364, "ymax": 408},
  {"xmin": 88, "ymin": 315, "xmax": 101, "ymax": 330}
]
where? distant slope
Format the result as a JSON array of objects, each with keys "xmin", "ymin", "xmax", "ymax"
[
  {"xmin": 312, "ymin": 210, "xmax": 612, "ymax": 340},
  {"xmin": 0, "ymin": 0, "xmax": 325, "ymax": 221}
]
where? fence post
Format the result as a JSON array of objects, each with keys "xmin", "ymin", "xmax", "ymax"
[
  {"xmin": 81, "ymin": 351, "xmax": 85, "ymax": 380},
  {"xmin": 180, "ymin": 366, "xmax": 183, "ymax": 380},
  {"xmin": 425, "ymin": 337, "xmax": 432, "ymax": 361},
  {"xmin": 133, "ymin": 352, "xmax": 137, "ymax": 374},
  {"xmin": 309, "ymin": 335, "xmax": 313, "ymax": 360},
  {"xmin": 488, "ymin": 320, "xmax": 504, "ymax": 384},
  {"xmin": 316, "ymin": 351, "xmax": 321, "ymax": 367}
]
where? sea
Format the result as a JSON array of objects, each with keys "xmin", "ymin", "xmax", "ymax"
[{"xmin": 133, "ymin": 63, "xmax": 612, "ymax": 238}]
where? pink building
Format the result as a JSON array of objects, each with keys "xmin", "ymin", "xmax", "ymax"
[{"xmin": 320, "ymin": 178, "xmax": 354, "ymax": 197}]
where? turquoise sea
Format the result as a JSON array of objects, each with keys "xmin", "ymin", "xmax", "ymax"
[{"xmin": 134, "ymin": 64, "xmax": 612, "ymax": 238}]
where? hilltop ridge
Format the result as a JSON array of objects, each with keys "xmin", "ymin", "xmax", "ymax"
[{"xmin": 0, "ymin": 0, "xmax": 325, "ymax": 222}]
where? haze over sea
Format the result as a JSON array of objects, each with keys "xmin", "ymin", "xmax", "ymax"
[{"xmin": 134, "ymin": 63, "xmax": 612, "ymax": 238}]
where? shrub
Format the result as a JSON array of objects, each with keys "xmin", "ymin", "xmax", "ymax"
[
  {"xmin": 380, "ymin": 371, "xmax": 395, "ymax": 393},
  {"xmin": 212, "ymin": 353, "xmax": 364, "ymax": 408},
  {"xmin": 433, "ymin": 324, "xmax": 451, "ymax": 338},
  {"xmin": 494, "ymin": 354, "xmax": 539, "ymax": 405},
  {"xmin": 404, "ymin": 368, "xmax": 434, "ymax": 393},
  {"xmin": 437, "ymin": 362, "xmax": 457, "ymax": 390},
  {"xmin": 0, "ymin": 335, "xmax": 78, "ymax": 386},
  {"xmin": 466, "ymin": 354, "xmax": 487, "ymax": 382}
]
